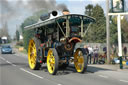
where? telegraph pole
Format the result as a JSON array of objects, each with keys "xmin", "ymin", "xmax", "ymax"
[{"xmin": 106, "ymin": 0, "xmax": 110, "ymax": 64}]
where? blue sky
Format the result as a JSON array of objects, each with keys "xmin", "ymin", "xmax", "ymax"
[
  {"xmin": 57, "ymin": 0, "xmax": 106, "ymax": 14},
  {"xmin": 0, "ymin": 0, "xmax": 127, "ymax": 38}
]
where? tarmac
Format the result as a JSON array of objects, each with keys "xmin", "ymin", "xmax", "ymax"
[{"xmin": 87, "ymin": 64, "xmax": 128, "ymax": 73}]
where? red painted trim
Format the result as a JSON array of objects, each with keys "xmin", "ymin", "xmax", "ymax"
[{"xmin": 69, "ymin": 37, "xmax": 82, "ymax": 43}]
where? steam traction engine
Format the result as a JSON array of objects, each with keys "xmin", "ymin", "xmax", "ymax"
[{"xmin": 24, "ymin": 10, "xmax": 95, "ymax": 75}]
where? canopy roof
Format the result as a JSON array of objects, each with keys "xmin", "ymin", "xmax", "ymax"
[{"xmin": 24, "ymin": 14, "xmax": 95, "ymax": 30}]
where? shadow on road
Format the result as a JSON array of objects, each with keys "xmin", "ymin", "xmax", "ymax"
[
  {"xmin": 39, "ymin": 65, "xmax": 89, "ymax": 76},
  {"xmin": 87, "ymin": 66, "xmax": 114, "ymax": 73}
]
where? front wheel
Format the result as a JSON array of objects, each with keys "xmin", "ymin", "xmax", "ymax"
[
  {"xmin": 74, "ymin": 48, "xmax": 88, "ymax": 73},
  {"xmin": 47, "ymin": 48, "xmax": 59, "ymax": 75},
  {"xmin": 28, "ymin": 37, "xmax": 41, "ymax": 70}
]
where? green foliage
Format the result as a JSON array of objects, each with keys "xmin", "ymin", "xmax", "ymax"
[
  {"xmin": 109, "ymin": 22, "xmax": 118, "ymax": 45},
  {"xmin": 121, "ymin": 17, "xmax": 128, "ymax": 43},
  {"xmin": 23, "ymin": 30, "xmax": 35, "ymax": 50},
  {"xmin": 110, "ymin": 16, "xmax": 128, "ymax": 44},
  {"xmin": 84, "ymin": 4, "xmax": 106, "ymax": 43},
  {"xmin": 21, "ymin": 16, "xmax": 37, "ymax": 51},
  {"xmin": 21, "ymin": 10, "xmax": 48, "ymax": 51},
  {"xmin": 16, "ymin": 41, "xmax": 24, "ymax": 46},
  {"xmin": 84, "ymin": 4, "xmax": 128, "ymax": 44},
  {"xmin": 85, "ymin": 4, "xmax": 93, "ymax": 16}
]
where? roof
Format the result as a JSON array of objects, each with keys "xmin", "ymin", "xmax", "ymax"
[{"xmin": 24, "ymin": 14, "xmax": 95, "ymax": 30}]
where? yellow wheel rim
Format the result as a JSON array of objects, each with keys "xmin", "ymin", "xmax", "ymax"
[
  {"xmin": 28, "ymin": 39, "xmax": 37, "ymax": 69},
  {"xmin": 74, "ymin": 49, "xmax": 84, "ymax": 72},
  {"xmin": 47, "ymin": 49, "xmax": 55, "ymax": 74}
]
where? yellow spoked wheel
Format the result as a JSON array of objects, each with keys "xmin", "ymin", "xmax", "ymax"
[
  {"xmin": 47, "ymin": 48, "xmax": 59, "ymax": 75},
  {"xmin": 28, "ymin": 38, "xmax": 41, "ymax": 70},
  {"xmin": 74, "ymin": 48, "xmax": 87, "ymax": 73}
]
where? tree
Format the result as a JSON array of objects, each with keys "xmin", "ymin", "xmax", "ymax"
[
  {"xmin": 21, "ymin": 10, "xmax": 48, "ymax": 50},
  {"xmin": 16, "ymin": 30, "xmax": 20, "ymax": 41},
  {"xmin": 121, "ymin": 17, "xmax": 128, "ymax": 43},
  {"xmin": 0, "ymin": 21, "xmax": 9, "ymax": 37},
  {"xmin": 85, "ymin": 4, "xmax": 93, "ymax": 16},
  {"xmin": 84, "ymin": 4, "xmax": 106, "ymax": 43},
  {"xmin": 110, "ymin": 16, "xmax": 128, "ymax": 44},
  {"xmin": 0, "ymin": 21, "xmax": 11, "ymax": 43}
]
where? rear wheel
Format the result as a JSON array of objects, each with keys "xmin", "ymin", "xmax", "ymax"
[
  {"xmin": 74, "ymin": 48, "xmax": 88, "ymax": 73},
  {"xmin": 28, "ymin": 37, "xmax": 41, "ymax": 70},
  {"xmin": 47, "ymin": 48, "xmax": 59, "ymax": 75}
]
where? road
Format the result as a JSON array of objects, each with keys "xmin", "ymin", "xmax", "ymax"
[{"xmin": 0, "ymin": 51, "xmax": 128, "ymax": 85}]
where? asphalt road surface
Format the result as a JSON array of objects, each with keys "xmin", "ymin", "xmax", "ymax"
[{"xmin": 0, "ymin": 52, "xmax": 128, "ymax": 85}]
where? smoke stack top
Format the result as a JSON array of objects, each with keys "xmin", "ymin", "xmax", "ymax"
[{"xmin": 62, "ymin": 9, "xmax": 70, "ymax": 15}]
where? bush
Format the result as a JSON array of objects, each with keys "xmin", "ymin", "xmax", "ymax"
[
  {"xmin": 23, "ymin": 30, "xmax": 35, "ymax": 51},
  {"xmin": 16, "ymin": 41, "xmax": 24, "ymax": 46}
]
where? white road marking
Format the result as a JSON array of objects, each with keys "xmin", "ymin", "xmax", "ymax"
[
  {"xmin": 98, "ymin": 75, "xmax": 108, "ymax": 78},
  {"xmin": 58, "ymin": 84, "xmax": 62, "ymax": 85},
  {"xmin": 20, "ymin": 68, "xmax": 44, "ymax": 79},
  {"xmin": 0, "ymin": 57, "xmax": 6, "ymax": 61},
  {"xmin": 12, "ymin": 64, "xmax": 17, "ymax": 66},
  {"xmin": 120, "ymin": 80, "xmax": 128, "ymax": 83},
  {"xmin": 6, "ymin": 60, "xmax": 12, "ymax": 64},
  {"xmin": 6, "ymin": 60, "xmax": 17, "ymax": 66}
]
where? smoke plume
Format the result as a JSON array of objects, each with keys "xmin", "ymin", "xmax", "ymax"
[
  {"xmin": 0, "ymin": 0, "xmax": 69, "ymax": 23},
  {"xmin": 26, "ymin": 0, "xmax": 69, "ymax": 12},
  {"xmin": 0, "ymin": 0, "xmax": 69, "ymax": 37}
]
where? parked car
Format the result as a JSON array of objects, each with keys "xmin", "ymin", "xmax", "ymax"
[{"xmin": 1, "ymin": 45, "xmax": 12, "ymax": 54}]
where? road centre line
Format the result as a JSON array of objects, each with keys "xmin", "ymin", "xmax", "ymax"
[
  {"xmin": 98, "ymin": 75, "xmax": 108, "ymax": 78},
  {"xmin": 0, "ymin": 57, "xmax": 16, "ymax": 66},
  {"xmin": 6, "ymin": 60, "xmax": 17, "ymax": 66},
  {"xmin": 1, "ymin": 56, "xmax": 60, "ymax": 85},
  {"xmin": 20, "ymin": 68, "xmax": 62, "ymax": 85},
  {"xmin": 20, "ymin": 68, "xmax": 44, "ymax": 79},
  {"xmin": 120, "ymin": 80, "xmax": 128, "ymax": 83},
  {"xmin": 0, "ymin": 57, "xmax": 6, "ymax": 61},
  {"xmin": 6, "ymin": 60, "xmax": 12, "ymax": 64},
  {"xmin": 58, "ymin": 84, "xmax": 62, "ymax": 85},
  {"xmin": 12, "ymin": 64, "xmax": 17, "ymax": 66}
]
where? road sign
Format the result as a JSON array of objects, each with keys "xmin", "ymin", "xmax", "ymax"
[{"xmin": 112, "ymin": 0, "xmax": 124, "ymax": 13}]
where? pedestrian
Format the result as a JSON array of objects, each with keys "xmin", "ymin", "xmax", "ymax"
[
  {"xmin": 123, "ymin": 46, "xmax": 127, "ymax": 60},
  {"xmin": 88, "ymin": 46, "xmax": 93, "ymax": 64},
  {"xmin": 112, "ymin": 45, "xmax": 116, "ymax": 56},
  {"xmin": 103, "ymin": 46, "xmax": 107, "ymax": 54},
  {"xmin": 93, "ymin": 46, "xmax": 99, "ymax": 64},
  {"xmin": 84, "ymin": 45, "xmax": 89, "ymax": 55},
  {"xmin": 102, "ymin": 46, "xmax": 107, "ymax": 61}
]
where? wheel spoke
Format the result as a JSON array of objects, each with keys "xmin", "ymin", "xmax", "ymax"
[
  {"xmin": 78, "ymin": 57, "xmax": 84, "ymax": 63},
  {"xmin": 74, "ymin": 49, "xmax": 85, "ymax": 72}
]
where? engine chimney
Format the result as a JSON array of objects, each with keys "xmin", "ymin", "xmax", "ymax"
[
  {"xmin": 62, "ymin": 9, "xmax": 70, "ymax": 15},
  {"xmin": 52, "ymin": 11, "xmax": 58, "ymax": 16}
]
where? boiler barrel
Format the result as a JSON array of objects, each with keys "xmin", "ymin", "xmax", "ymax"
[
  {"xmin": 40, "ymin": 13, "xmax": 50, "ymax": 21},
  {"xmin": 40, "ymin": 11, "xmax": 58, "ymax": 21}
]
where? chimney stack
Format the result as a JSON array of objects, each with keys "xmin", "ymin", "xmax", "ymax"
[{"xmin": 62, "ymin": 9, "xmax": 70, "ymax": 15}]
